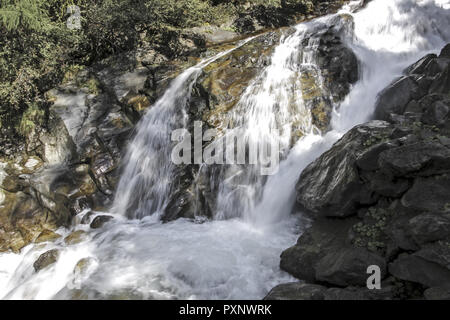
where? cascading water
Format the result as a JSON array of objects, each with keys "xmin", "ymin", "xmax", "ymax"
[
  {"xmin": 112, "ymin": 40, "xmax": 255, "ymax": 219},
  {"xmin": 214, "ymin": 24, "xmax": 317, "ymax": 221},
  {"xmin": 0, "ymin": 0, "xmax": 449, "ymax": 300}
]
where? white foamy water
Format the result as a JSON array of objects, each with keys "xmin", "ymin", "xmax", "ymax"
[{"xmin": 1, "ymin": 0, "xmax": 449, "ymax": 300}]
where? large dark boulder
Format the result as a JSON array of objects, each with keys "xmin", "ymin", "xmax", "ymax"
[
  {"xmin": 378, "ymin": 142, "xmax": 450, "ymax": 177},
  {"xmin": 389, "ymin": 243, "xmax": 450, "ymax": 290},
  {"xmin": 401, "ymin": 175, "xmax": 450, "ymax": 213},
  {"xmin": 406, "ymin": 213, "xmax": 450, "ymax": 245},
  {"xmin": 374, "ymin": 76, "xmax": 422, "ymax": 121},
  {"xmin": 280, "ymin": 217, "xmax": 356, "ymax": 281},
  {"xmin": 296, "ymin": 44, "xmax": 450, "ymax": 219},
  {"xmin": 323, "ymin": 285, "xmax": 395, "ymax": 300},
  {"xmin": 264, "ymin": 281, "xmax": 396, "ymax": 300},
  {"xmin": 315, "ymin": 247, "xmax": 386, "ymax": 287},
  {"xmin": 296, "ymin": 120, "xmax": 395, "ymax": 217}
]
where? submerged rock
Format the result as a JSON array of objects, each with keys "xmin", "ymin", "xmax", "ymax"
[
  {"xmin": 89, "ymin": 215, "xmax": 113, "ymax": 229},
  {"xmin": 74, "ymin": 257, "xmax": 96, "ymax": 277},
  {"xmin": 33, "ymin": 249, "xmax": 60, "ymax": 272},
  {"xmin": 64, "ymin": 230, "xmax": 87, "ymax": 245}
]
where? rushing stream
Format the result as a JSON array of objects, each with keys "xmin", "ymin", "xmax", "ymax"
[{"xmin": 0, "ymin": 0, "xmax": 449, "ymax": 299}]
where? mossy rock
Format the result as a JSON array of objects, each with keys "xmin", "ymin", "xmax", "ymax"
[
  {"xmin": 64, "ymin": 230, "xmax": 87, "ymax": 245},
  {"xmin": 196, "ymin": 32, "xmax": 281, "ymax": 130},
  {"xmin": 34, "ymin": 229, "xmax": 61, "ymax": 244},
  {"xmin": 126, "ymin": 94, "xmax": 151, "ymax": 113}
]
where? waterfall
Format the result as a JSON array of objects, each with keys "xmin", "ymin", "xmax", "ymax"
[
  {"xmin": 1, "ymin": 0, "xmax": 449, "ymax": 300},
  {"xmin": 214, "ymin": 24, "xmax": 316, "ymax": 221},
  {"xmin": 112, "ymin": 38, "xmax": 255, "ymax": 219}
]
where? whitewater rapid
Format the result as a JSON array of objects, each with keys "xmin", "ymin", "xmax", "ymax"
[{"xmin": 1, "ymin": 0, "xmax": 449, "ymax": 299}]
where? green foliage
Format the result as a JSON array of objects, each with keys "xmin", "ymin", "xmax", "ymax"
[
  {"xmin": 351, "ymin": 207, "xmax": 391, "ymax": 254},
  {"xmin": 0, "ymin": 0, "xmax": 318, "ymax": 151},
  {"xmin": 18, "ymin": 102, "xmax": 45, "ymax": 136},
  {"xmin": 0, "ymin": 0, "xmax": 85, "ymax": 146},
  {"xmin": 0, "ymin": 0, "xmax": 47, "ymax": 31},
  {"xmin": 281, "ymin": 0, "xmax": 315, "ymax": 12}
]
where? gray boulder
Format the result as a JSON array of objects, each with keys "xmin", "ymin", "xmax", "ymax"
[
  {"xmin": 389, "ymin": 242, "xmax": 450, "ymax": 289},
  {"xmin": 406, "ymin": 213, "xmax": 450, "ymax": 245},
  {"xmin": 401, "ymin": 174, "xmax": 450, "ymax": 213},
  {"xmin": 315, "ymin": 247, "xmax": 386, "ymax": 287},
  {"xmin": 280, "ymin": 217, "xmax": 356, "ymax": 282},
  {"xmin": 296, "ymin": 120, "xmax": 394, "ymax": 217},
  {"xmin": 374, "ymin": 76, "xmax": 422, "ymax": 121},
  {"xmin": 374, "ymin": 43, "xmax": 450, "ymax": 124},
  {"xmin": 378, "ymin": 142, "xmax": 450, "ymax": 177}
]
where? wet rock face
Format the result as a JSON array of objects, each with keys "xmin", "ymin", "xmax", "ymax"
[
  {"xmin": 309, "ymin": 14, "xmax": 358, "ymax": 103},
  {"xmin": 389, "ymin": 243, "xmax": 450, "ymax": 290},
  {"xmin": 296, "ymin": 120, "xmax": 393, "ymax": 217},
  {"xmin": 0, "ymin": 157, "xmax": 67, "ymax": 252},
  {"xmin": 296, "ymin": 45, "xmax": 450, "ymax": 219},
  {"xmin": 0, "ymin": 50, "xmax": 165, "ymax": 252},
  {"xmin": 64, "ymin": 230, "xmax": 87, "ymax": 245},
  {"xmin": 299, "ymin": 13, "xmax": 358, "ymax": 132},
  {"xmin": 194, "ymin": 31, "xmax": 282, "ymax": 130},
  {"xmin": 275, "ymin": 44, "xmax": 450, "ymax": 300}
]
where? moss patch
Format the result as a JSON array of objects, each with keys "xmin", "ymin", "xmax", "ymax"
[{"xmin": 18, "ymin": 103, "xmax": 45, "ymax": 137}]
